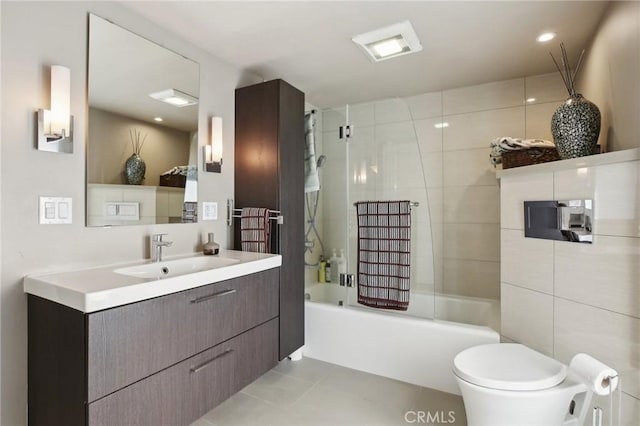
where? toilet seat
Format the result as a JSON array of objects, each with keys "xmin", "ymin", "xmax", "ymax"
[{"xmin": 453, "ymin": 343, "xmax": 567, "ymax": 391}]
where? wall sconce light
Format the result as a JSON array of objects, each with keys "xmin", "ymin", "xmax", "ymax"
[
  {"xmin": 204, "ymin": 116, "xmax": 223, "ymax": 173},
  {"xmin": 37, "ymin": 65, "xmax": 73, "ymax": 153}
]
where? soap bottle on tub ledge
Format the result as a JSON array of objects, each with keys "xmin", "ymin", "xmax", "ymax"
[
  {"xmin": 318, "ymin": 255, "xmax": 326, "ymax": 283},
  {"xmin": 203, "ymin": 233, "xmax": 220, "ymax": 255},
  {"xmin": 329, "ymin": 249, "xmax": 340, "ymax": 283},
  {"xmin": 337, "ymin": 249, "xmax": 347, "ymax": 275}
]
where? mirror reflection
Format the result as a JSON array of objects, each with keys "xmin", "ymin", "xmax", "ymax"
[{"xmin": 87, "ymin": 14, "xmax": 199, "ymax": 227}]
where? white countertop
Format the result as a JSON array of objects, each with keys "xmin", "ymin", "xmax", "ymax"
[{"xmin": 24, "ymin": 250, "xmax": 282, "ymax": 313}]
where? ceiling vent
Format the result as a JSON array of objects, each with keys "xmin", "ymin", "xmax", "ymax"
[{"xmin": 352, "ymin": 20, "xmax": 423, "ymax": 62}]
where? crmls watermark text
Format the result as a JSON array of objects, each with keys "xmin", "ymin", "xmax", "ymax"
[{"xmin": 404, "ymin": 410, "xmax": 456, "ymax": 424}]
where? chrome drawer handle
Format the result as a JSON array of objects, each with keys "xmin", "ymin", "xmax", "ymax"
[
  {"xmin": 189, "ymin": 349, "xmax": 234, "ymax": 374},
  {"xmin": 190, "ymin": 289, "xmax": 236, "ymax": 304}
]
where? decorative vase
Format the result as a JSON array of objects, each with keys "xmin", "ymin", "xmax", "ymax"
[
  {"xmin": 551, "ymin": 94, "xmax": 601, "ymax": 160},
  {"xmin": 125, "ymin": 153, "xmax": 146, "ymax": 185},
  {"xmin": 203, "ymin": 233, "xmax": 220, "ymax": 255}
]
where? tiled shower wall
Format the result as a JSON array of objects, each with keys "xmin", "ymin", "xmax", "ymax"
[
  {"xmin": 315, "ymin": 72, "xmax": 568, "ymax": 303},
  {"xmin": 500, "ymin": 158, "xmax": 640, "ymax": 423}
]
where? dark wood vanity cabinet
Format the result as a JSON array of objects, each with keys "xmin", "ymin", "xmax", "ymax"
[
  {"xmin": 28, "ymin": 268, "xmax": 280, "ymax": 426},
  {"xmin": 234, "ymin": 79, "xmax": 305, "ymax": 360}
]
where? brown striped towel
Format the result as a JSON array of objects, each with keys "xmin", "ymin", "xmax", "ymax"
[
  {"xmin": 240, "ymin": 207, "xmax": 270, "ymax": 253},
  {"xmin": 355, "ymin": 201, "xmax": 411, "ymax": 311}
]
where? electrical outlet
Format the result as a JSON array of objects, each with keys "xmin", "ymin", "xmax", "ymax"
[{"xmin": 202, "ymin": 202, "xmax": 218, "ymax": 221}]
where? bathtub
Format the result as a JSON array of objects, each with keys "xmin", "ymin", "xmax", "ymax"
[{"xmin": 303, "ymin": 283, "xmax": 500, "ymax": 395}]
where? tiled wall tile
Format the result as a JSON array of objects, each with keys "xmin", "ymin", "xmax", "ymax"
[
  {"xmin": 443, "ymin": 78, "xmax": 524, "ymax": 115},
  {"xmin": 500, "ymin": 172, "xmax": 554, "ymax": 230},
  {"xmin": 525, "ymin": 101, "xmax": 562, "ymax": 141},
  {"xmin": 374, "ymin": 98, "xmax": 412, "ymax": 124},
  {"xmin": 421, "ymin": 152, "xmax": 443, "ymax": 188},
  {"xmin": 443, "ymin": 148, "xmax": 498, "ymax": 187},
  {"xmin": 620, "ymin": 393, "xmax": 640, "ymax": 426},
  {"xmin": 585, "ymin": 391, "xmax": 640, "ymax": 426},
  {"xmin": 554, "ymin": 166, "xmax": 595, "ymax": 201},
  {"xmin": 525, "ymin": 73, "xmax": 568, "ymax": 104},
  {"xmin": 323, "ymin": 106, "xmax": 347, "ymax": 131},
  {"xmin": 593, "ymin": 161, "xmax": 640, "ymax": 238},
  {"xmin": 414, "ymin": 118, "xmax": 443, "ymax": 153},
  {"xmin": 377, "ymin": 141, "xmax": 423, "ymax": 190},
  {"xmin": 443, "ymin": 259, "xmax": 500, "ymax": 299},
  {"xmin": 412, "ymin": 224, "xmax": 436, "ymax": 288},
  {"xmin": 554, "ymin": 298, "xmax": 640, "ymax": 399},
  {"xmin": 156, "ymin": 190, "xmax": 169, "ymax": 217},
  {"xmin": 427, "ymin": 187, "xmax": 444, "ymax": 225},
  {"xmin": 86, "ymin": 185, "xmax": 124, "ymax": 216},
  {"xmin": 501, "ymin": 229, "xmax": 554, "ymax": 295},
  {"xmin": 321, "ymin": 130, "xmax": 346, "ymax": 160},
  {"xmin": 403, "ymin": 91, "xmax": 442, "ymax": 120},
  {"xmin": 375, "ymin": 122, "xmax": 416, "ymax": 147},
  {"xmin": 431, "ymin": 223, "xmax": 444, "ymax": 294},
  {"xmin": 443, "ymin": 185, "xmax": 500, "ymax": 224},
  {"xmin": 443, "ymin": 107, "xmax": 525, "ymax": 151},
  {"xmin": 501, "ymin": 283, "xmax": 554, "ymax": 356},
  {"xmin": 555, "ymin": 161, "xmax": 640, "ymax": 238},
  {"xmin": 444, "ymin": 223, "xmax": 500, "ymax": 262},
  {"xmin": 554, "ymin": 236, "xmax": 640, "ymax": 318},
  {"xmin": 348, "ymin": 102, "xmax": 375, "ymax": 128},
  {"xmin": 122, "ymin": 187, "xmax": 157, "ymax": 217}
]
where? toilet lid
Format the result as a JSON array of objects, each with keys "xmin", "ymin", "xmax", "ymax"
[{"xmin": 453, "ymin": 343, "xmax": 567, "ymax": 391}]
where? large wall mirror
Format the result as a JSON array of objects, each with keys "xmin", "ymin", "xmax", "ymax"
[{"xmin": 87, "ymin": 14, "xmax": 199, "ymax": 226}]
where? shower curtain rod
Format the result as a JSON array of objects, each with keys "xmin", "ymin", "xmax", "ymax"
[{"xmin": 353, "ymin": 201, "xmax": 420, "ymax": 207}]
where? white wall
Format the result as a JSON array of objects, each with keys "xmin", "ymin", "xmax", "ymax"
[
  {"xmin": 0, "ymin": 2, "xmax": 261, "ymax": 424},
  {"xmin": 500, "ymin": 156, "xmax": 640, "ymax": 424},
  {"xmin": 577, "ymin": 0, "xmax": 640, "ymax": 152}
]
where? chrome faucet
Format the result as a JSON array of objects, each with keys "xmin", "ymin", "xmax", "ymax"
[{"xmin": 151, "ymin": 233, "xmax": 172, "ymax": 262}]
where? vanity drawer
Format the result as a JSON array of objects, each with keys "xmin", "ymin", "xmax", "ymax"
[
  {"xmin": 88, "ymin": 318, "xmax": 279, "ymax": 426},
  {"xmin": 87, "ymin": 268, "xmax": 279, "ymax": 402}
]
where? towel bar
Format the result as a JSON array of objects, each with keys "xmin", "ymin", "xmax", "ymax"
[
  {"xmin": 226, "ymin": 203, "xmax": 284, "ymax": 226},
  {"xmin": 353, "ymin": 201, "xmax": 420, "ymax": 208}
]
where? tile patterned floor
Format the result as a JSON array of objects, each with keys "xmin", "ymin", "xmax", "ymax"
[{"xmin": 191, "ymin": 357, "xmax": 467, "ymax": 426}]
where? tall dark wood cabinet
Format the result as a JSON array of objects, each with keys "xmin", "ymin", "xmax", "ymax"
[{"xmin": 234, "ymin": 79, "xmax": 305, "ymax": 360}]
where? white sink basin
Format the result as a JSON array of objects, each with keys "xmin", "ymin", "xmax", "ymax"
[
  {"xmin": 24, "ymin": 250, "xmax": 281, "ymax": 313},
  {"xmin": 114, "ymin": 256, "xmax": 241, "ymax": 279}
]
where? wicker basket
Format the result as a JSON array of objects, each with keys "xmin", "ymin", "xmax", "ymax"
[
  {"xmin": 159, "ymin": 174, "xmax": 186, "ymax": 188},
  {"xmin": 502, "ymin": 145, "xmax": 600, "ymax": 169}
]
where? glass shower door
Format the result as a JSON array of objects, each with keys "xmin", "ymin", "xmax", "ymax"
[{"xmin": 304, "ymin": 105, "xmax": 350, "ymax": 306}]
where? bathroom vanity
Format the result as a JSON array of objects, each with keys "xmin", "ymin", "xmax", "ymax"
[{"xmin": 25, "ymin": 251, "xmax": 282, "ymax": 426}]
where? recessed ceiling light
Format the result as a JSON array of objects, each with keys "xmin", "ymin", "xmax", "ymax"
[
  {"xmin": 536, "ymin": 32, "xmax": 556, "ymax": 43},
  {"xmin": 154, "ymin": 117, "xmax": 163, "ymax": 122},
  {"xmin": 149, "ymin": 89, "xmax": 198, "ymax": 107},
  {"xmin": 353, "ymin": 21, "xmax": 422, "ymax": 62},
  {"xmin": 434, "ymin": 122, "xmax": 449, "ymax": 129},
  {"xmin": 526, "ymin": 98, "xmax": 536, "ymax": 103}
]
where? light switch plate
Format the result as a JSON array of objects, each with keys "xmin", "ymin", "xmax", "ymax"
[
  {"xmin": 202, "ymin": 202, "xmax": 218, "ymax": 221},
  {"xmin": 39, "ymin": 197, "xmax": 72, "ymax": 224}
]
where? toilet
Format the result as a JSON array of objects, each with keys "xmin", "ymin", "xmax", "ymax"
[{"xmin": 453, "ymin": 343, "xmax": 593, "ymax": 426}]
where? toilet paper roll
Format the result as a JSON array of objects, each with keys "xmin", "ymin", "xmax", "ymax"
[{"xmin": 569, "ymin": 353, "xmax": 619, "ymax": 396}]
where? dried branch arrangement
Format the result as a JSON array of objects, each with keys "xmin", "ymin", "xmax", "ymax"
[
  {"xmin": 129, "ymin": 128, "xmax": 147, "ymax": 155},
  {"xmin": 550, "ymin": 42, "xmax": 585, "ymax": 97}
]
